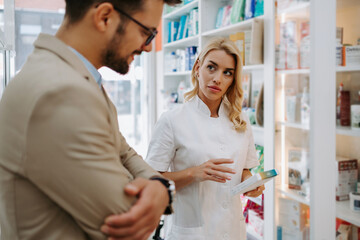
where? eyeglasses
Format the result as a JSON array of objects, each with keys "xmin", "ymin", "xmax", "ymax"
[{"xmin": 113, "ymin": 6, "xmax": 158, "ymax": 46}]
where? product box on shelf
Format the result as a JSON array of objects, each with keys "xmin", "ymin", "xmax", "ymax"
[
  {"xmin": 299, "ymin": 21, "xmax": 310, "ymax": 69},
  {"xmin": 279, "ymin": 198, "xmax": 309, "ymax": 232},
  {"xmin": 229, "ymin": 32, "xmax": 245, "ymax": 65},
  {"xmin": 282, "ymin": 226, "xmax": 310, "ymax": 240},
  {"xmin": 248, "ymin": 209, "xmax": 264, "ymax": 237},
  {"xmin": 340, "ymin": 91, "xmax": 351, "ymax": 126},
  {"xmin": 288, "ymin": 148, "xmax": 309, "ymax": 191},
  {"xmin": 278, "ymin": 198, "xmax": 309, "ymax": 231},
  {"xmin": 336, "ymin": 157, "xmax": 358, "ymax": 201},
  {"xmin": 342, "ymin": 45, "xmax": 360, "ymax": 66}
]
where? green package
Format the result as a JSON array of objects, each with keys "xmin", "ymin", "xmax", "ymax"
[{"xmin": 230, "ymin": 0, "xmax": 246, "ymax": 24}]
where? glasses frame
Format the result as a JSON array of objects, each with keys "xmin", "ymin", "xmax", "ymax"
[{"xmin": 113, "ymin": 6, "xmax": 158, "ymax": 46}]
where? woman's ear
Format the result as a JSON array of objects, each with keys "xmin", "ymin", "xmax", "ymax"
[{"xmin": 194, "ymin": 60, "xmax": 200, "ymax": 77}]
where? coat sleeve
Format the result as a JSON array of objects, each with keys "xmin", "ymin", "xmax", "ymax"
[
  {"xmin": 25, "ymin": 84, "xmax": 156, "ymax": 239},
  {"xmin": 242, "ymin": 113, "xmax": 260, "ymax": 169},
  {"xmin": 145, "ymin": 112, "xmax": 176, "ymax": 172}
]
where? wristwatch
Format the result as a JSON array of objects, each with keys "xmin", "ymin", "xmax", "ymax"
[{"xmin": 150, "ymin": 177, "xmax": 175, "ymax": 215}]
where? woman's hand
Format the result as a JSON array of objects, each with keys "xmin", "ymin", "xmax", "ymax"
[
  {"xmin": 190, "ymin": 158, "xmax": 236, "ymax": 183},
  {"xmin": 244, "ymin": 185, "xmax": 265, "ymax": 198},
  {"xmin": 241, "ymin": 169, "xmax": 265, "ymax": 198}
]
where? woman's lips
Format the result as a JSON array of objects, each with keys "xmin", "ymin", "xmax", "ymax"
[{"xmin": 208, "ymin": 86, "xmax": 221, "ymax": 93}]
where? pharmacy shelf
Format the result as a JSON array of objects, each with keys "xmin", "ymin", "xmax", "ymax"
[
  {"xmin": 163, "ymin": 0, "xmax": 199, "ymax": 20},
  {"xmin": 278, "ymin": 121, "xmax": 310, "ymax": 131},
  {"xmin": 336, "ymin": 126, "xmax": 360, "ymax": 137},
  {"xmin": 202, "ymin": 16, "xmax": 263, "ymax": 37},
  {"xmin": 276, "ymin": 185, "xmax": 310, "ymax": 206},
  {"xmin": 164, "ymin": 35, "xmax": 199, "ymax": 48},
  {"xmin": 278, "ymin": 187, "xmax": 360, "ymax": 227},
  {"xmin": 279, "ymin": 122, "xmax": 360, "ymax": 137},
  {"xmin": 336, "ymin": 66, "xmax": 360, "ymax": 72},
  {"xmin": 277, "ymin": 2, "xmax": 310, "ymax": 17},
  {"xmin": 164, "ymin": 71, "xmax": 192, "ymax": 77},
  {"xmin": 247, "ymin": 226, "xmax": 263, "ymax": 240},
  {"xmin": 243, "ymin": 64, "xmax": 264, "ymax": 71},
  {"xmin": 336, "ymin": 200, "xmax": 360, "ymax": 227},
  {"xmin": 276, "ymin": 69, "xmax": 310, "ymax": 75}
]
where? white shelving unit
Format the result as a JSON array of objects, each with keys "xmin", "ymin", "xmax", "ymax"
[
  {"xmin": 163, "ymin": 0, "xmax": 199, "ymax": 20},
  {"xmin": 202, "ymin": 16, "xmax": 263, "ymax": 37},
  {"xmin": 336, "ymin": 66, "xmax": 360, "ymax": 72},
  {"xmin": 336, "ymin": 201, "xmax": 360, "ymax": 227},
  {"xmin": 163, "ymin": 35, "xmax": 199, "ymax": 48},
  {"xmin": 164, "ymin": 71, "xmax": 192, "ymax": 77},
  {"xmin": 278, "ymin": 121, "xmax": 360, "ymax": 137},
  {"xmin": 276, "ymin": 69, "xmax": 310, "ymax": 75}
]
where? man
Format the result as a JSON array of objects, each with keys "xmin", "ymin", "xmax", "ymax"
[{"xmin": 0, "ymin": 0, "xmax": 180, "ymax": 239}]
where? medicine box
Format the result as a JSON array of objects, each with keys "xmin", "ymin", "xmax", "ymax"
[
  {"xmin": 248, "ymin": 209, "xmax": 264, "ymax": 237},
  {"xmin": 342, "ymin": 45, "xmax": 360, "ymax": 66},
  {"xmin": 282, "ymin": 226, "xmax": 310, "ymax": 240},
  {"xmin": 278, "ymin": 198, "xmax": 308, "ymax": 231},
  {"xmin": 336, "ymin": 157, "xmax": 358, "ymax": 201}
]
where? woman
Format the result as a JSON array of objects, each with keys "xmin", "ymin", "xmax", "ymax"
[{"xmin": 146, "ymin": 37, "xmax": 264, "ymax": 240}]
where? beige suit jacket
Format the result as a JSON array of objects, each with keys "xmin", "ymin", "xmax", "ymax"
[{"xmin": 0, "ymin": 33, "xmax": 161, "ymax": 240}]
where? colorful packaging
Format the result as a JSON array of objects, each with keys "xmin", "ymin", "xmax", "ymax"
[
  {"xmin": 230, "ymin": 0, "xmax": 246, "ymax": 24},
  {"xmin": 336, "ymin": 157, "xmax": 358, "ymax": 201}
]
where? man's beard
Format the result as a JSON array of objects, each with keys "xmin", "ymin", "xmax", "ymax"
[{"xmin": 102, "ymin": 32, "xmax": 130, "ymax": 75}]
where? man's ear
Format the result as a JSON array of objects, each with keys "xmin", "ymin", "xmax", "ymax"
[{"xmin": 93, "ymin": 2, "xmax": 119, "ymax": 32}]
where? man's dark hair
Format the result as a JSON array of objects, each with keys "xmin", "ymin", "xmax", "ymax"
[{"xmin": 64, "ymin": 0, "xmax": 182, "ymax": 24}]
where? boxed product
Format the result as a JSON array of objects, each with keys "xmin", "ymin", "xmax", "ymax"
[
  {"xmin": 336, "ymin": 157, "xmax": 358, "ymax": 201},
  {"xmin": 336, "ymin": 224, "xmax": 352, "ymax": 240},
  {"xmin": 229, "ymin": 32, "xmax": 245, "ymax": 65},
  {"xmin": 299, "ymin": 21, "xmax": 310, "ymax": 69},
  {"xmin": 279, "ymin": 198, "xmax": 309, "ymax": 231},
  {"xmin": 342, "ymin": 45, "xmax": 360, "ymax": 66},
  {"xmin": 248, "ymin": 209, "xmax": 264, "ymax": 237},
  {"xmin": 282, "ymin": 225, "xmax": 310, "ymax": 240},
  {"xmin": 288, "ymin": 149, "xmax": 309, "ymax": 190},
  {"xmin": 275, "ymin": 44, "xmax": 286, "ymax": 70}
]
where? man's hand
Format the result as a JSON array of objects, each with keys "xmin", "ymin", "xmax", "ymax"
[{"xmin": 101, "ymin": 178, "xmax": 168, "ymax": 240}]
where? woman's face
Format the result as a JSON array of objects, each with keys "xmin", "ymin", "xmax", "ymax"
[{"xmin": 196, "ymin": 49, "xmax": 235, "ymax": 103}]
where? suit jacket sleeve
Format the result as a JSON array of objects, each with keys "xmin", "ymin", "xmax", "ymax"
[{"xmin": 25, "ymin": 84, "xmax": 159, "ymax": 239}]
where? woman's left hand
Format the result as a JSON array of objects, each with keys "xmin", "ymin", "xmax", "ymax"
[
  {"xmin": 244, "ymin": 185, "xmax": 265, "ymax": 198},
  {"xmin": 241, "ymin": 169, "xmax": 265, "ymax": 198}
]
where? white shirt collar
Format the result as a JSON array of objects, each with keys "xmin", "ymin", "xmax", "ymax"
[{"xmin": 192, "ymin": 94, "xmax": 226, "ymax": 118}]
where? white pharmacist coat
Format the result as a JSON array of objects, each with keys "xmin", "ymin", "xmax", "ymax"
[{"xmin": 146, "ymin": 96, "xmax": 259, "ymax": 240}]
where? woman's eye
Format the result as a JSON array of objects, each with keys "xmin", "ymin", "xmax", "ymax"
[
  {"xmin": 207, "ymin": 65, "xmax": 215, "ymax": 71},
  {"xmin": 224, "ymin": 71, "xmax": 233, "ymax": 76}
]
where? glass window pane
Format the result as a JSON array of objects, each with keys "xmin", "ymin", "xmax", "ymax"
[
  {"xmin": 100, "ymin": 55, "xmax": 149, "ymax": 157},
  {"xmin": 14, "ymin": 0, "xmax": 65, "ymax": 72}
]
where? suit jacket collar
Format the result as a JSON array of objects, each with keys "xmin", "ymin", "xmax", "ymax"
[{"xmin": 33, "ymin": 33, "xmax": 98, "ymax": 87}]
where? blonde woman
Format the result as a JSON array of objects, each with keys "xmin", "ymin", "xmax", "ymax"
[{"xmin": 146, "ymin": 37, "xmax": 264, "ymax": 239}]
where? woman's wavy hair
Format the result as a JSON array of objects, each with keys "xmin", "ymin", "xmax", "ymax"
[{"xmin": 184, "ymin": 37, "xmax": 247, "ymax": 132}]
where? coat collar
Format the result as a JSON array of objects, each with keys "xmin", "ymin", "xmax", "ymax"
[
  {"xmin": 192, "ymin": 94, "xmax": 226, "ymax": 118},
  {"xmin": 33, "ymin": 33, "xmax": 98, "ymax": 87}
]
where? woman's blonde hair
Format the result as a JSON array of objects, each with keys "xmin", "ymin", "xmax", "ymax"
[{"xmin": 184, "ymin": 37, "xmax": 246, "ymax": 132}]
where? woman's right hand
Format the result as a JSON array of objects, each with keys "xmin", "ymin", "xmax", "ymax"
[{"xmin": 190, "ymin": 159, "xmax": 236, "ymax": 183}]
